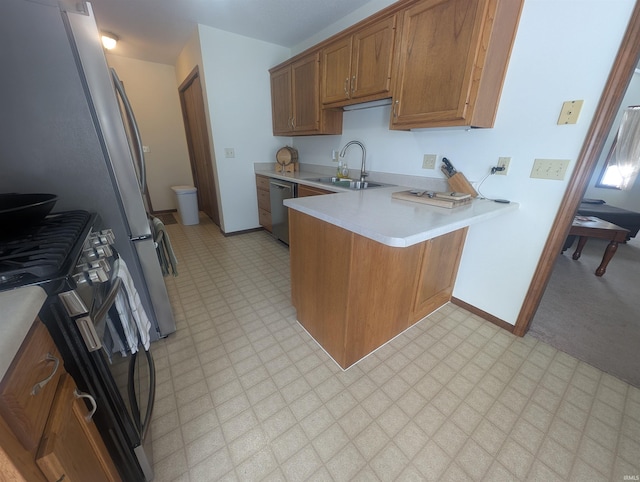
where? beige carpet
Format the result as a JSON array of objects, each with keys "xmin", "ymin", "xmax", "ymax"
[{"xmin": 529, "ymin": 235, "xmax": 640, "ymax": 387}]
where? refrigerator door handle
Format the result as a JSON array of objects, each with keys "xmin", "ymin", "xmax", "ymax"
[
  {"xmin": 111, "ymin": 68, "xmax": 146, "ymax": 195},
  {"xmin": 130, "ymin": 234, "xmax": 152, "ymax": 242}
]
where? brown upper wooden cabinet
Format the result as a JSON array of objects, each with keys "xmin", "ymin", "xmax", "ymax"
[
  {"xmin": 321, "ymin": 15, "xmax": 397, "ymax": 106},
  {"xmin": 270, "ymin": 0, "xmax": 523, "ymax": 134},
  {"xmin": 390, "ymin": 0, "xmax": 524, "ymax": 129},
  {"xmin": 270, "ymin": 52, "xmax": 342, "ymax": 136}
]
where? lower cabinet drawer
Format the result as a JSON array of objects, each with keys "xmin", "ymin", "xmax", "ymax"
[
  {"xmin": 0, "ymin": 320, "xmax": 63, "ymax": 455},
  {"xmin": 259, "ymin": 208, "xmax": 272, "ymax": 232},
  {"xmin": 256, "ymin": 175, "xmax": 270, "ymax": 191},
  {"xmin": 257, "ymin": 188, "xmax": 271, "ymax": 212}
]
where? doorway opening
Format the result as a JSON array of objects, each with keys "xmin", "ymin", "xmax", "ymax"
[
  {"xmin": 178, "ymin": 66, "xmax": 221, "ymax": 227},
  {"xmin": 514, "ymin": 3, "xmax": 640, "ymax": 336}
]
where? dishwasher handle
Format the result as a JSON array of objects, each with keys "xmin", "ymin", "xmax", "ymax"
[
  {"xmin": 270, "ymin": 180, "xmax": 296, "ymax": 197},
  {"xmin": 270, "ymin": 180, "xmax": 294, "ymax": 191}
]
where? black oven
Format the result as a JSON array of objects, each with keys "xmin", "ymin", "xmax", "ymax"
[{"xmin": 0, "ymin": 210, "xmax": 155, "ymax": 482}]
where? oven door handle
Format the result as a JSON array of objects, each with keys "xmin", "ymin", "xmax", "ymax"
[
  {"xmin": 128, "ymin": 349, "xmax": 156, "ymax": 441},
  {"xmin": 76, "ymin": 278, "xmax": 122, "ymax": 353},
  {"xmin": 93, "ymin": 277, "xmax": 122, "ymax": 326}
]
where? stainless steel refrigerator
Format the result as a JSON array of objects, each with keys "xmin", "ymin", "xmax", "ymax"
[{"xmin": 0, "ymin": 0, "xmax": 176, "ymax": 342}]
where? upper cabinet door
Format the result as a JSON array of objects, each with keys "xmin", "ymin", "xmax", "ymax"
[
  {"xmin": 351, "ymin": 15, "xmax": 396, "ymax": 100},
  {"xmin": 291, "ymin": 53, "xmax": 321, "ymax": 133},
  {"xmin": 321, "ymin": 37, "xmax": 352, "ymax": 104},
  {"xmin": 321, "ymin": 15, "xmax": 396, "ymax": 106},
  {"xmin": 391, "ymin": 0, "xmax": 523, "ymax": 129},
  {"xmin": 270, "ymin": 51, "xmax": 343, "ymax": 136},
  {"xmin": 270, "ymin": 65, "xmax": 293, "ymax": 135},
  {"xmin": 392, "ymin": 0, "xmax": 485, "ymax": 127}
]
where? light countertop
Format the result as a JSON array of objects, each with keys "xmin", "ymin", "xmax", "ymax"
[
  {"xmin": 284, "ymin": 186, "xmax": 518, "ymax": 247},
  {"xmin": 256, "ymin": 166, "xmax": 519, "ymax": 247},
  {"xmin": 0, "ymin": 286, "xmax": 47, "ymax": 380}
]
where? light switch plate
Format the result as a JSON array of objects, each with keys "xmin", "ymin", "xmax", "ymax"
[
  {"xmin": 557, "ymin": 100, "xmax": 584, "ymax": 125},
  {"xmin": 530, "ymin": 158, "xmax": 570, "ymax": 180}
]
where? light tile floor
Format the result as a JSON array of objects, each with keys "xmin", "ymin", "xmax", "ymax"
[{"xmin": 150, "ymin": 214, "xmax": 640, "ymax": 481}]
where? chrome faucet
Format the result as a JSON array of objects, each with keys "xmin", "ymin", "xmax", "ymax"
[{"xmin": 339, "ymin": 140, "xmax": 367, "ymax": 183}]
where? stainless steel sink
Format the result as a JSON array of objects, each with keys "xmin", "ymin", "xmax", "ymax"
[{"xmin": 307, "ymin": 177, "xmax": 389, "ymax": 190}]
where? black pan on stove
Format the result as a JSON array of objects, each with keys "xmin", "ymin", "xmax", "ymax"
[{"xmin": 0, "ymin": 193, "xmax": 58, "ymax": 227}]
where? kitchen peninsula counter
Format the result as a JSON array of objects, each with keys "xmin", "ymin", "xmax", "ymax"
[
  {"xmin": 284, "ymin": 186, "xmax": 518, "ymax": 247},
  {"xmin": 284, "ymin": 189, "xmax": 518, "ymax": 369}
]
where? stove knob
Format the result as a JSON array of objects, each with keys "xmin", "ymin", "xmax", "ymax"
[
  {"xmin": 95, "ymin": 245, "xmax": 113, "ymax": 258},
  {"xmin": 87, "ymin": 268, "xmax": 109, "ymax": 284},
  {"xmin": 82, "ymin": 249, "xmax": 98, "ymax": 262},
  {"xmin": 73, "ymin": 272, "xmax": 89, "ymax": 285},
  {"xmin": 75, "ymin": 262, "xmax": 90, "ymax": 272},
  {"xmin": 99, "ymin": 229, "xmax": 116, "ymax": 245},
  {"xmin": 96, "ymin": 258, "xmax": 111, "ymax": 273}
]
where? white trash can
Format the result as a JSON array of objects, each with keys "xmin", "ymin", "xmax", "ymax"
[{"xmin": 171, "ymin": 185, "xmax": 199, "ymax": 225}]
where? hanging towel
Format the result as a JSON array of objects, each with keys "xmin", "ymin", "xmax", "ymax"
[
  {"xmin": 151, "ymin": 216, "xmax": 178, "ymax": 276},
  {"xmin": 113, "ymin": 258, "xmax": 152, "ymax": 351}
]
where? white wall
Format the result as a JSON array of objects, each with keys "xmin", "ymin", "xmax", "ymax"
[
  {"xmin": 585, "ymin": 71, "xmax": 640, "ymax": 211},
  {"xmin": 174, "ymin": 28, "xmax": 227, "ymax": 228},
  {"xmin": 292, "ymin": 0, "xmax": 396, "ymax": 55},
  {"xmin": 105, "ymin": 55, "xmax": 193, "ymax": 211},
  {"xmin": 290, "ymin": 0, "xmax": 636, "ymax": 325},
  {"xmin": 195, "ymin": 26, "xmax": 290, "ymax": 233}
]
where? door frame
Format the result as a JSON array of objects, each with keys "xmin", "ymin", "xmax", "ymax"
[
  {"xmin": 513, "ymin": 1, "xmax": 640, "ymax": 336},
  {"xmin": 178, "ymin": 66, "xmax": 221, "ymax": 226}
]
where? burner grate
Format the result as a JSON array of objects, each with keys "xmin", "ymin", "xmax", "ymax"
[{"xmin": 0, "ymin": 210, "xmax": 93, "ymax": 287}]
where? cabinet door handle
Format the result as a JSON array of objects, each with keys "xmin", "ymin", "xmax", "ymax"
[
  {"xmin": 344, "ymin": 78, "xmax": 349, "ymax": 96},
  {"xmin": 291, "ymin": 117, "xmax": 296, "ymax": 129},
  {"xmin": 31, "ymin": 353, "xmax": 59, "ymax": 396},
  {"xmin": 393, "ymin": 99, "xmax": 399, "ymax": 118},
  {"xmin": 351, "ymin": 75, "xmax": 356, "ymax": 94},
  {"xmin": 74, "ymin": 388, "xmax": 98, "ymax": 421}
]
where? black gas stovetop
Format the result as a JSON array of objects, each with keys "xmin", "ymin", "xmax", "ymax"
[{"xmin": 0, "ymin": 210, "xmax": 95, "ymax": 292}]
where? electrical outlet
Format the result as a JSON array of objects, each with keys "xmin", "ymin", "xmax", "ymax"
[
  {"xmin": 557, "ymin": 100, "xmax": 584, "ymax": 125},
  {"xmin": 422, "ymin": 154, "xmax": 437, "ymax": 169},
  {"xmin": 496, "ymin": 157, "xmax": 510, "ymax": 175},
  {"xmin": 224, "ymin": 148, "xmax": 235, "ymax": 158},
  {"xmin": 530, "ymin": 158, "xmax": 570, "ymax": 180},
  {"xmin": 332, "ymin": 150, "xmax": 339, "ymax": 162}
]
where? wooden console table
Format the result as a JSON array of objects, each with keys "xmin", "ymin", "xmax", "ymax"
[{"xmin": 566, "ymin": 216, "xmax": 629, "ymax": 276}]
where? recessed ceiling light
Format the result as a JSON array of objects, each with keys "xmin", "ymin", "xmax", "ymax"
[{"xmin": 101, "ymin": 32, "xmax": 118, "ymax": 50}]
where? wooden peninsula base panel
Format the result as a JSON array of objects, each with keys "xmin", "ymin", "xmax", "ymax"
[{"xmin": 289, "ymin": 210, "xmax": 467, "ymax": 369}]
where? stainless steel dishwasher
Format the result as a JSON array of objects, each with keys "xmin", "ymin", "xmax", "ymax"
[{"xmin": 270, "ymin": 179, "xmax": 297, "ymax": 245}]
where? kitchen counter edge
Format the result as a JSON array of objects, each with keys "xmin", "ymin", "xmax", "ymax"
[
  {"xmin": 256, "ymin": 168, "xmax": 519, "ymax": 247},
  {"xmin": 0, "ymin": 286, "xmax": 48, "ymax": 380}
]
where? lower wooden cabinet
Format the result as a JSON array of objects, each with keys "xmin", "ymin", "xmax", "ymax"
[
  {"xmin": 256, "ymin": 174, "xmax": 272, "ymax": 232},
  {"xmin": 409, "ymin": 227, "xmax": 467, "ymax": 321},
  {"xmin": 0, "ymin": 320, "xmax": 120, "ymax": 482},
  {"xmin": 289, "ymin": 210, "xmax": 467, "ymax": 368},
  {"xmin": 297, "ymin": 184, "xmax": 334, "ymax": 197},
  {"xmin": 37, "ymin": 374, "xmax": 120, "ymax": 482}
]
